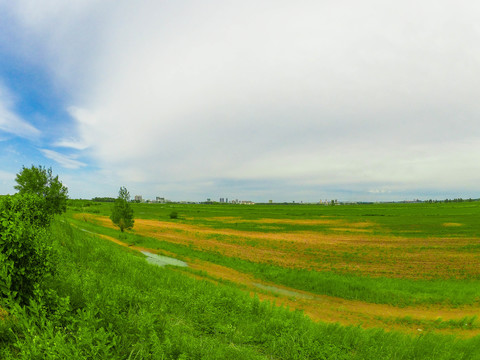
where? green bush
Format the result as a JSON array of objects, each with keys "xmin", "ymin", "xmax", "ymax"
[
  {"xmin": 0, "ymin": 194, "xmax": 55, "ymax": 304},
  {"xmin": 0, "ymin": 193, "xmax": 51, "ymax": 228},
  {"xmin": 169, "ymin": 211, "xmax": 178, "ymax": 219}
]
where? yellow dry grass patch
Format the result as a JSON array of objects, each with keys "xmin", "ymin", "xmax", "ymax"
[{"xmin": 443, "ymin": 223, "xmax": 463, "ymax": 227}]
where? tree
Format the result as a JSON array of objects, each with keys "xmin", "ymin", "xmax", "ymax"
[
  {"xmin": 14, "ymin": 165, "xmax": 68, "ymax": 216},
  {"xmin": 110, "ymin": 186, "xmax": 134, "ymax": 232}
]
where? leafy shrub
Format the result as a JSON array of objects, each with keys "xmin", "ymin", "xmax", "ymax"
[
  {"xmin": 0, "ymin": 194, "xmax": 55, "ymax": 304},
  {"xmin": 169, "ymin": 211, "xmax": 178, "ymax": 219},
  {"xmin": 0, "ymin": 193, "xmax": 51, "ymax": 228}
]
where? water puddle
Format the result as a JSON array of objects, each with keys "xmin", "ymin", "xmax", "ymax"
[
  {"xmin": 141, "ymin": 251, "xmax": 188, "ymax": 267},
  {"xmin": 77, "ymin": 226, "xmax": 188, "ymax": 268}
]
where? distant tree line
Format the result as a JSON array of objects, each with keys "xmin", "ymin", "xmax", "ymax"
[
  {"xmin": 426, "ymin": 198, "xmax": 477, "ymax": 203},
  {"xmin": 92, "ymin": 197, "xmax": 116, "ymax": 202}
]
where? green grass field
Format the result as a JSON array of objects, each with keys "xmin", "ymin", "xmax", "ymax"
[
  {"xmin": 2, "ymin": 200, "xmax": 480, "ymax": 358},
  {"xmin": 71, "ymin": 200, "xmax": 480, "ymax": 238},
  {"xmin": 67, "ymin": 201, "xmax": 480, "ymax": 304}
]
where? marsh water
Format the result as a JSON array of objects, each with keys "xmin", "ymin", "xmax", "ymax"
[{"xmin": 141, "ymin": 251, "xmax": 188, "ymax": 267}]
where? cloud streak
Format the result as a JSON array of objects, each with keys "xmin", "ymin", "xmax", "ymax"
[
  {"xmin": 40, "ymin": 149, "xmax": 86, "ymax": 169},
  {"xmin": 53, "ymin": 137, "xmax": 89, "ymax": 150}
]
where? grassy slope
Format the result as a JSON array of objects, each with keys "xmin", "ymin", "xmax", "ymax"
[{"xmin": 2, "ymin": 220, "xmax": 480, "ymax": 359}]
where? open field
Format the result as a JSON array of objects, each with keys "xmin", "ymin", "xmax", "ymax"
[
  {"xmin": 5, "ymin": 218, "xmax": 480, "ymax": 359},
  {"xmin": 67, "ymin": 201, "xmax": 480, "ymax": 339},
  {"xmin": 4, "ymin": 200, "xmax": 480, "ymax": 358}
]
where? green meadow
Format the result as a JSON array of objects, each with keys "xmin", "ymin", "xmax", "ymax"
[
  {"xmin": 72, "ymin": 200, "xmax": 480, "ymax": 238},
  {"xmin": 2, "ymin": 200, "xmax": 480, "ymax": 358},
  {"xmin": 67, "ymin": 208, "xmax": 480, "ymax": 308},
  {"xmin": 0, "ymin": 219, "xmax": 479, "ymax": 359}
]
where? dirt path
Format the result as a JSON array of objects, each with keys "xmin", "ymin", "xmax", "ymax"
[{"xmin": 75, "ymin": 220, "xmax": 480, "ymax": 338}]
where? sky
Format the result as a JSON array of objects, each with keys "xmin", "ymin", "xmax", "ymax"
[{"xmin": 1, "ymin": 1, "xmax": 480, "ymax": 202}]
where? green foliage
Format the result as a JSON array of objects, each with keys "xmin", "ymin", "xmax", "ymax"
[
  {"xmin": 14, "ymin": 165, "xmax": 68, "ymax": 216},
  {"xmin": 169, "ymin": 211, "xmax": 178, "ymax": 219},
  {"xmin": 110, "ymin": 187, "xmax": 134, "ymax": 232},
  {"xmin": 0, "ymin": 194, "xmax": 55, "ymax": 304},
  {"xmin": 1, "ymin": 193, "xmax": 52, "ymax": 228}
]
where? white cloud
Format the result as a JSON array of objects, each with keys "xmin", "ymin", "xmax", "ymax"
[
  {"xmin": 4, "ymin": 1, "xmax": 480, "ymax": 200},
  {"xmin": 40, "ymin": 149, "xmax": 86, "ymax": 169},
  {"xmin": 53, "ymin": 137, "xmax": 89, "ymax": 150},
  {"xmin": 0, "ymin": 83, "xmax": 40, "ymax": 139}
]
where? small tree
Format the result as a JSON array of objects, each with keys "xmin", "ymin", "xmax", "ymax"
[
  {"xmin": 110, "ymin": 187, "xmax": 134, "ymax": 232},
  {"xmin": 14, "ymin": 165, "xmax": 68, "ymax": 215}
]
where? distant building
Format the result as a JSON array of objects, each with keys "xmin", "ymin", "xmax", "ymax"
[
  {"xmin": 219, "ymin": 198, "xmax": 225, "ymax": 203},
  {"xmin": 134, "ymin": 195, "xmax": 143, "ymax": 203},
  {"xmin": 156, "ymin": 197, "xmax": 166, "ymax": 203},
  {"xmin": 230, "ymin": 200, "xmax": 255, "ymax": 205}
]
